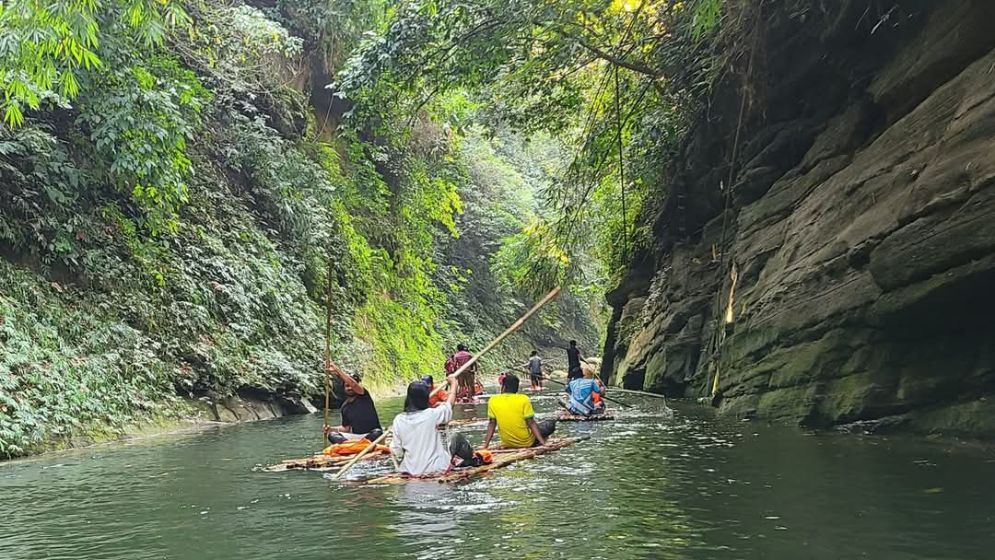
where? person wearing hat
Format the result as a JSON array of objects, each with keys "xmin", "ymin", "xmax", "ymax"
[
  {"xmin": 324, "ymin": 363, "xmax": 382, "ymax": 444},
  {"xmin": 390, "ymin": 376, "xmax": 479, "ymax": 476}
]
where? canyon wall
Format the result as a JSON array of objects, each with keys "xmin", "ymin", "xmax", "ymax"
[{"xmin": 604, "ymin": 0, "xmax": 995, "ymax": 436}]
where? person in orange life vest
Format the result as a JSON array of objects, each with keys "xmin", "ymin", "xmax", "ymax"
[
  {"xmin": 324, "ymin": 364, "xmax": 382, "ymax": 443},
  {"xmin": 423, "ymin": 375, "xmax": 448, "ymax": 407}
]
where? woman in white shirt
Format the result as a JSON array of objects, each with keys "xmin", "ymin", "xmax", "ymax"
[{"xmin": 390, "ymin": 376, "xmax": 475, "ymax": 476}]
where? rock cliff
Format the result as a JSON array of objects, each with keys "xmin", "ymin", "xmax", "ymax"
[{"xmin": 604, "ymin": 0, "xmax": 995, "ymax": 436}]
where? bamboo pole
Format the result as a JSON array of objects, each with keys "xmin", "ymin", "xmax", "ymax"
[
  {"xmin": 445, "ymin": 287, "xmax": 561, "ymax": 383},
  {"xmin": 322, "ymin": 260, "xmax": 334, "ymax": 446},
  {"xmin": 332, "ymin": 429, "xmax": 391, "ymax": 480},
  {"xmin": 610, "ymin": 386, "xmax": 670, "ymax": 400}
]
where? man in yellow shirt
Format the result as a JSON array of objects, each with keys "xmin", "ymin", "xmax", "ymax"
[{"xmin": 482, "ymin": 374, "xmax": 555, "ymax": 448}]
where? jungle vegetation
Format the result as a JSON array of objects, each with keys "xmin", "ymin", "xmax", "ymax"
[{"xmin": 0, "ymin": 0, "xmax": 725, "ymax": 457}]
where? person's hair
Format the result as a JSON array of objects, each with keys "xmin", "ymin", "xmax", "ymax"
[
  {"xmin": 404, "ymin": 381, "xmax": 431, "ymax": 412},
  {"xmin": 569, "ymin": 340, "xmax": 577, "ymax": 346},
  {"xmin": 457, "ymin": 343, "xmax": 468, "ymax": 352},
  {"xmin": 502, "ymin": 373, "xmax": 520, "ymax": 393},
  {"xmin": 530, "ymin": 350, "xmax": 538, "ymax": 356},
  {"xmin": 421, "ymin": 375, "xmax": 434, "ymax": 387}
]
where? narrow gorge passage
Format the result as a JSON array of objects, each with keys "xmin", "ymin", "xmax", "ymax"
[{"xmin": 3, "ymin": 0, "xmax": 995, "ymax": 558}]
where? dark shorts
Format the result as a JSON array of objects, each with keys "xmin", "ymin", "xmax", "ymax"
[
  {"xmin": 530, "ymin": 373, "xmax": 542, "ymax": 383},
  {"xmin": 533, "ymin": 419, "xmax": 556, "ymax": 444}
]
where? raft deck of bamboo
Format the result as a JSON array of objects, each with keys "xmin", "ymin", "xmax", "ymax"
[
  {"xmin": 262, "ymin": 448, "xmax": 390, "ymax": 472},
  {"xmin": 354, "ymin": 435, "xmax": 588, "ymax": 484},
  {"xmin": 555, "ymin": 411, "xmax": 614, "ymax": 422}
]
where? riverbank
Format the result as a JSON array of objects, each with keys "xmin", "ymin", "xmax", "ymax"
[{"xmin": 2, "ymin": 382, "xmax": 413, "ymax": 462}]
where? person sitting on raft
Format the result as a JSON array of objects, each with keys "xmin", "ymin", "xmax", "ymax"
[
  {"xmin": 324, "ymin": 364, "xmax": 383, "ymax": 443},
  {"xmin": 390, "ymin": 376, "xmax": 480, "ymax": 476},
  {"xmin": 482, "ymin": 374, "xmax": 555, "ymax": 449},
  {"xmin": 423, "ymin": 375, "xmax": 448, "ymax": 407},
  {"xmin": 561, "ymin": 365, "xmax": 605, "ymax": 417}
]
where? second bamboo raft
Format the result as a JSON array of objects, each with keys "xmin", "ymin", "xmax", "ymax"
[{"xmin": 555, "ymin": 411, "xmax": 615, "ymax": 422}]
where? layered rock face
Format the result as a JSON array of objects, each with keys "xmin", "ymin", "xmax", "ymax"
[{"xmin": 604, "ymin": 1, "xmax": 995, "ymax": 436}]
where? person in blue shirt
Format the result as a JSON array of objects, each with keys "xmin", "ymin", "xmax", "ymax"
[{"xmin": 561, "ymin": 365, "xmax": 605, "ymax": 417}]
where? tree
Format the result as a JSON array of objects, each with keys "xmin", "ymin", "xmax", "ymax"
[{"xmin": 0, "ymin": 0, "xmax": 190, "ymax": 126}]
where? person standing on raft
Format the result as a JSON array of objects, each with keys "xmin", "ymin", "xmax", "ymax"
[
  {"xmin": 483, "ymin": 374, "xmax": 555, "ymax": 449},
  {"xmin": 566, "ymin": 340, "xmax": 588, "ymax": 381},
  {"xmin": 449, "ymin": 343, "xmax": 478, "ymax": 401},
  {"xmin": 324, "ymin": 364, "xmax": 383, "ymax": 443},
  {"xmin": 561, "ymin": 364, "xmax": 605, "ymax": 417},
  {"xmin": 390, "ymin": 377, "xmax": 479, "ymax": 476},
  {"xmin": 524, "ymin": 350, "xmax": 543, "ymax": 391}
]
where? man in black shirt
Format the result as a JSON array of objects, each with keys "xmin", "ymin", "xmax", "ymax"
[
  {"xmin": 566, "ymin": 340, "xmax": 587, "ymax": 381},
  {"xmin": 325, "ymin": 364, "xmax": 382, "ymax": 443}
]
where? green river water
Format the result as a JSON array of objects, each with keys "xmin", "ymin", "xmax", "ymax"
[{"xmin": 2, "ymin": 392, "xmax": 994, "ymax": 560}]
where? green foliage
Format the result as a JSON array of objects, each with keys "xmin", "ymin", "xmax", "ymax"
[
  {"xmin": 0, "ymin": 262, "xmax": 177, "ymax": 457},
  {"xmin": 79, "ymin": 55, "xmax": 210, "ymax": 234},
  {"xmin": 0, "ymin": 0, "xmax": 608, "ymax": 459},
  {"xmin": 0, "ymin": 0, "xmax": 191, "ymax": 126},
  {"xmin": 336, "ymin": 0, "xmax": 725, "ymax": 288},
  {"xmin": 0, "ymin": 125, "xmax": 86, "ymax": 260}
]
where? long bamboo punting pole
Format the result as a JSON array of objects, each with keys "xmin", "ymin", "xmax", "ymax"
[
  {"xmin": 322, "ymin": 260, "xmax": 334, "ymax": 446},
  {"xmin": 445, "ymin": 287, "xmax": 561, "ymax": 383}
]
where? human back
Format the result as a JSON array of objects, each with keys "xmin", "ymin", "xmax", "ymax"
[
  {"xmin": 391, "ymin": 405, "xmax": 452, "ymax": 475},
  {"xmin": 564, "ymin": 375, "xmax": 603, "ymax": 416},
  {"xmin": 390, "ymin": 379, "xmax": 461, "ymax": 476},
  {"xmin": 487, "ymin": 392, "xmax": 536, "ymax": 447}
]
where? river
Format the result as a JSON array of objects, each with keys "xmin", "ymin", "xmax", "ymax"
[{"xmin": 2, "ymin": 392, "xmax": 994, "ymax": 560}]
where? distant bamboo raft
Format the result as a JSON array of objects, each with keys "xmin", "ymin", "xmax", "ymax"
[
  {"xmin": 354, "ymin": 436, "xmax": 588, "ymax": 485},
  {"xmin": 555, "ymin": 411, "xmax": 615, "ymax": 422}
]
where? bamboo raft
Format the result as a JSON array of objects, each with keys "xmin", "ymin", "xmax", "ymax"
[
  {"xmin": 266, "ymin": 419, "xmax": 488, "ymax": 472},
  {"xmin": 555, "ymin": 411, "xmax": 615, "ymax": 422},
  {"xmin": 262, "ymin": 448, "xmax": 390, "ymax": 472},
  {"xmin": 440, "ymin": 417, "xmax": 488, "ymax": 428},
  {"xmin": 353, "ymin": 435, "xmax": 588, "ymax": 485}
]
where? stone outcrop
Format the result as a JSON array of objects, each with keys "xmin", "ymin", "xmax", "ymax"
[{"xmin": 604, "ymin": 1, "xmax": 995, "ymax": 437}]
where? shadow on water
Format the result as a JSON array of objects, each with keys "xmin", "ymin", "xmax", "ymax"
[{"xmin": 2, "ymin": 393, "xmax": 995, "ymax": 559}]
